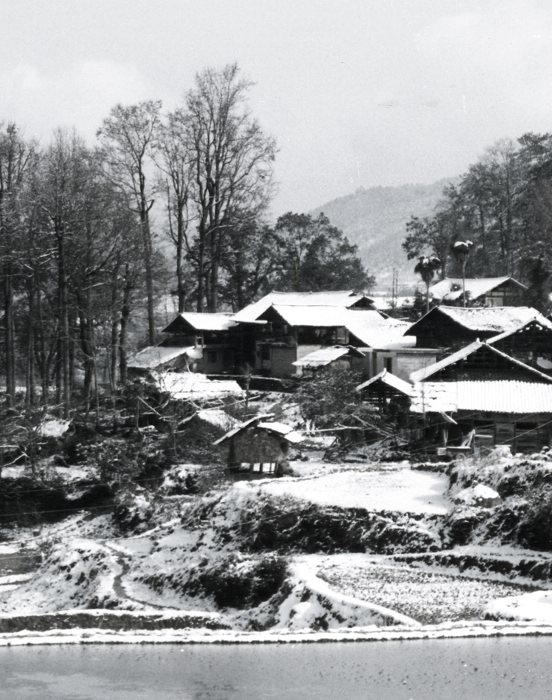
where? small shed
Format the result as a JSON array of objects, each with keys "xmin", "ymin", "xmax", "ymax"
[{"xmin": 214, "ymin": 414, "xmax": 303, "ymax": 476}]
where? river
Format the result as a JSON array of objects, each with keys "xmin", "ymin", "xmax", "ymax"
[{"xmin": 2, "ymin": 637, "xmax": 552, "ymax": 699}]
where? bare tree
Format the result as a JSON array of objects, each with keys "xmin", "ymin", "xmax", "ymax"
[
  {"xmin": 0, "ymin": 124, "xmax": 35, "ymax": 406},
  {"xmin": 156, "ymin": 110, "xmax": 193, "ymax": 313},
  {"xmin": 183, "ymin": 64, "xmax": 276, "ymax": 311},
  {"xmin": 97, "ymin": 101, "xmax": 162, "ymax": 344}
]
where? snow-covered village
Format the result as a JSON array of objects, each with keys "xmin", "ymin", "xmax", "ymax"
[{"xmin": 4, "ymin": 1, "xmax": 552, "ymax": 698}]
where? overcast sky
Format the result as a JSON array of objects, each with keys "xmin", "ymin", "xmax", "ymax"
[{"xmin": 2, "ymin": 0, "xmax": 552, "ymax": 214}]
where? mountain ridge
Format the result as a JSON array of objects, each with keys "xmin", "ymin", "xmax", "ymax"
[{"xmin": 311, "ymin": 177, "xmax": 458, "ymax": 289}]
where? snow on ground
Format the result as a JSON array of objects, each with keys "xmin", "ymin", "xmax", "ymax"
[
  {"xmin": 0, "ymin": 539, "xmax": 127, "ymax": 614},
  {"xmin": 268, "ymin": 560, "xmax": 419, "ymax": 630},
  {"xmin": 486, "ymin": 591, "xmax": 552, "ymax": 622},
  {"xmin": 304, "ymin": 553, "xmax": 532, "ymax": 624},
  {"xmin": 39, "ymin": 418, "xmax": 70, "ymax": 438},
  {"xmin": 257, "ymin": 467, "xmax": 449, "ymax": 514},
  {"xmin": 1, "ymin": 462, "xmax": 94, "ymax": 483}
]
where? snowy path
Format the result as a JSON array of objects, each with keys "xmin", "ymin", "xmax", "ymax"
[{"xmin": 101, "ymin": 543, "xmax": 177, "ymax": 611}]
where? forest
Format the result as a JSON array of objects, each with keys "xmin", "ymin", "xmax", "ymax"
[
  {"xmin": 403, "ymin": 133, "xmax": 552, "ymax": 309},
  {"xmin": 0, "ymin": 63, "xmax": 372, "ymax": 415}
]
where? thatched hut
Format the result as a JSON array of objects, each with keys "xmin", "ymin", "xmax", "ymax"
[{"xmin": 214, "ymin": 414, "xmax": 303, "ymax": 476}]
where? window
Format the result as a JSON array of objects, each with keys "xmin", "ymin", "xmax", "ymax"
[
  {"xmin": 261, "ymin": 345, "xmax": 270, "ymax": 361},
  {"xmin": 384, "ymin": 357, "xmax": 393, "ymax": 373}
]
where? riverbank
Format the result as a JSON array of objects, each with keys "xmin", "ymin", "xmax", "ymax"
[
  {"xmin": 3, "ymin": 618, "xmax": 552, "ymax": 646},
  {"xmin": 3, "ymin": 451, "xmax": 552, "ymax": 643}
]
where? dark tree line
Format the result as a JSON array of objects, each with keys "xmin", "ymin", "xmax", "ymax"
[
  {"xmin": 403, "ymin": 134, "xmax": 552, "ymax": 309},
  {"xmin": 0, "ymin": 63, "xmax": 372, "ymax": 412}
]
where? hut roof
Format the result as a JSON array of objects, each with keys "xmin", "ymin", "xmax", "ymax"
[
  {"xmin": 292, "ymin": 345, "xmax": 365, "ymax": 368},
  {"xmin": 128, "ymin": 344, "xmax": 198, "ymax": 370},
  {"xmin": 486, "ymin": 317, "xmax": 552, "ymax": 344},
  {"xmin": 405, "ymin": 305, "xmax": 551, "ymax": 338},
  {"xmin": 411, "ymin": 380, "xmax": 552, "ymax": 415},
  {"xmin": 214, "ymin": 414, "xmax": 303, "ymax": 446},
  {"xmin": 163, "ymin": 312, "xmax": 236, "ymax": 334},
  {"xmin": 356, "ymin": 369, "xmax": 414, "ymax": 396},
  {"xmin": 429, "ymin": 276, "xmax": 526, "ymax": 303},
  {"xmin": 409, "ymin": 340, "xmax": 552, "ymax": 383},
  {"xmin": 232, "ymin": 290, "xmax": 373, "ymax": 323}
]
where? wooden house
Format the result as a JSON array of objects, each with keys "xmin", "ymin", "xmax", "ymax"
[
  {"xmin": 160, "ymin": 311, "xmax": 238, "ymax": 373},
  {"xmin": 357, "ymin": 344, "xmax": 552, "ymax": 453},
  {"xmin": 487, "ymin": 318, "xmax": 552, "ymax": 372},
  {"xmin": 404, "ymin": 306, "xmax": 551, "ymax": 350},
  {"xmin": 253, "ymin": 304, "xmax": 415, "ymax": 377},
  {"xmin": 429, "ymin": 276, "xmax": 526, "ymax": 307},
  {"xmin": 214, "ymin": 415, "xmax": 303, "ymax": 476},
  {"xmin": 232, "ymin": 290, "xmax": 375, "ymax": 369}
]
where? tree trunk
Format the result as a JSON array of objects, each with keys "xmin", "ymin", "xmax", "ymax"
[
  {"xmin": 142, "ymin": 213, "xmax": 155, "ymax": 344},
  {"xmin": 25, "ymin": 282, "xmax": 36, "ymax": 407},
  {"xmin": 118, "ymin": 265, "xmax": 132, "ymax": 385},
  {"xmin": 4, "ymin": 261, "xmax": 16, "ymax": 406}
]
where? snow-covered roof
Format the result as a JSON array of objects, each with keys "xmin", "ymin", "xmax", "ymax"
[
  {"xmin": 410, "ymin": 380, "xmax": 552, "ymax": 414},
  {"xmin": 429, "ymin": 276, "xmax": 526, "ymax": 302},
  {"xmin": 257, "ymin": 421, "xmax": 303, "ymax": 444},
  {"xmin": 152, "ymin": 371, "xmax": 244, "ymax": 400},
  {"xmin": 214, "ymin": 414, "xmax": 303, "ymax": 445},
  {"xmin": 232, "ymin": 290, "xmax": 373, "ymax": 323},
  {"xmin": 264, "ymin": 304, "xmax": 349, "ymax": 327},
  {"xmin": 261, "ymin": 305, "xmax": 414, "ymax": 349},
  {"xmin": 292, "ymin": 345, "xmax": 364, "ymax": 368},
  {"xmin": 196, "ymin": 409, "xmax": 239, "ymax": 430},
  {"xmin": 408, "ymin": 305, "xmax": 550, "ymax": 336},
  {"xmin": 409, "ymin": 340, "xmax": 552, "ymax": 383},
  {"xmin": 164, "ymin": 311, "xmax": 236, "ymax": 333},
  {"xmin": 356, "ymin": 369, "xmax": 415, "ymax": 396},
  {"xmin": 128, "ymin": 345, "xmax": 199, "ymax": 370},
  {"xmin": 487, "ymin": 317, "xmax": 552, "ymax": 344},
  {"xmin": 345, "ymin": 313, "xmax": 415, "ymax": 349}
]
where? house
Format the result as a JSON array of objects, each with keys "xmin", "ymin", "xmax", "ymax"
[
  {"xmin": 408, "ymin": 340, "xmax": 552, "ymax": 384},
  {"xmin": 486, "ymin": 318, "xmax": 552, "ymax": 372},
  {"xmin": 160, "ymin": 311, "xmax": 238, "ymax": 373},
  {"xmin": 253, "ymin": 304, "xmax": 416, "ymax": 377},
  {"xmin": 357, "ymin": 344, "xmax": 552, "ymax": 453},
  {"xmin": 232, "ymin": 290, "xmax": 376, "ymax": 369},
  {"xmin": 404, "ymin": 306, "xmax": 551, "ymax": 350},
  {"xmin": 232, "ymin": 290, "xmax": 376, "ymax": 325},
  {"xmin": 429, "ymin": 276, "xmax": 526, "ymax": 307},
  {"xmin": 214, "ymin": 414, "xmax": 303, "ymax": 475}
]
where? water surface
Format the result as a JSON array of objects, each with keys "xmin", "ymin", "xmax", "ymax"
[{"xmin": 2, "ymin": 637, "xmax": 552, "ymax": 699}]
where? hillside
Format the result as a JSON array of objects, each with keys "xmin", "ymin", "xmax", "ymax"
[{"xmin": 312, "ymin": 178, "xmax": 457, "ymax": 289}]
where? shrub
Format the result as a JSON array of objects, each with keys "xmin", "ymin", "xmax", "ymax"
[
  {"xmin": 518, "ymin": 488, "xmax": 552, "ymax": 551},
  {"xmin": 191, "ymin": 553, "xmax": 289, "ymax": 609}
]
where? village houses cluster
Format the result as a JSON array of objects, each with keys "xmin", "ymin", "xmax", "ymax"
[{"xmin": 128, "ymin": 275, "xmax": 552, "ymax": 465}]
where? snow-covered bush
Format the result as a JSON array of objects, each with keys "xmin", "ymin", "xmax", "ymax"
[{"xmin": 112, "ymin": 485, "xmax": 154, "ymax": 533}]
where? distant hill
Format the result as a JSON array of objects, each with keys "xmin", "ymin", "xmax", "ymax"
[{"xmin": 311, "ymin": 178, "xmax": 457, "ymax": 290}]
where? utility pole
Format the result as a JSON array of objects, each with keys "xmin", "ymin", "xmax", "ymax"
[{"xmin": 391, "ymin": 267, "xmax": 398, "ymax": 310}]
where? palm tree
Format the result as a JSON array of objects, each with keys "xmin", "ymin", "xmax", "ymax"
[
  {"xmin": 451, "ymin": 240, "xmax": 473, "ymax": 307},
  {"xmin": 414, "ymin": 255, "xmax": 441, "ymax": 313}
]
